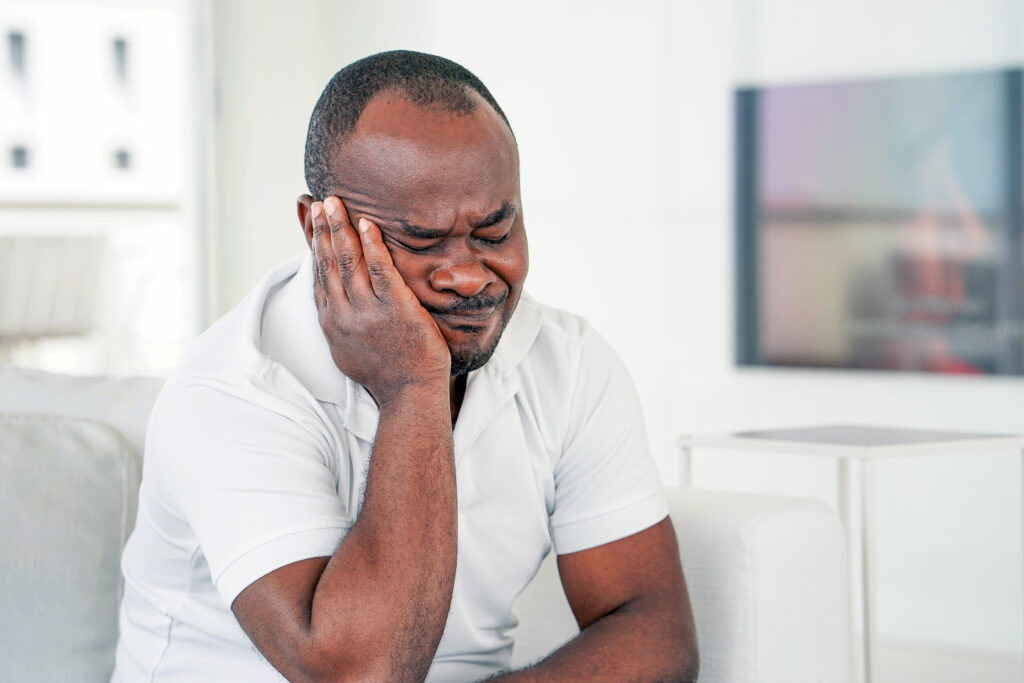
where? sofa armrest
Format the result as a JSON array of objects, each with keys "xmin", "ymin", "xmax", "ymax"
[{"xmin": 509, "ymin": 487, "xmax": 851, "ymax": 683}]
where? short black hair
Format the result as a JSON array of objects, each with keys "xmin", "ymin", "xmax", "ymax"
[{"xmin": 303, "ymin": 50, "xmax": 513, "ymax": 200}]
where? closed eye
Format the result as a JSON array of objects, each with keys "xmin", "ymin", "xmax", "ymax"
[
  {"xmin": 400, "ymin": 242, "xmax": 439, "ymax": 254},
  {"xmin": 381, "ymin": 234, "xmax": 439, "ymax": 254},
  {"xmin": 475, "ymin": 232, "xmax": 511, "ymax": 245},
  {"xmin": 472, "ymin": 208, "xmax": 516, "ymax": 246}
]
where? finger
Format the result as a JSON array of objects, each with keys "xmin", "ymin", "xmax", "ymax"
[
  {"xmin": 311, "ymin": 201, "xmax": 348, "ymax": 307},
  {"xmin": 324, "ymin": 196, "xmax": 372, "ymax": 300},
  {"xmin": 311, "ymin": 254, "xmax": 331, "ymax": 323},
  {"xmin": 357, "ymin": 217, "xmax": 400, "ymax": 299}
]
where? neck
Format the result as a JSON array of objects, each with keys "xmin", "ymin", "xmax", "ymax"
[{"xmin": 449, "ymin": 374, "xmax": 467, "ymax": 425}]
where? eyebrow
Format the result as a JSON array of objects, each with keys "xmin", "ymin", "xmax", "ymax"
[
  {"xmin": 478, "ymin": 202, "xmax": 516, "ymax": 228},
  {"xmin": 389, "ymin": 202, "xmax": 517, "ymax": 239}
]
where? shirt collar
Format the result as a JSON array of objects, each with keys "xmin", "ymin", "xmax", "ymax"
[
  {"xmin": 485, "ymin": 291, "xmax": 543, "ymax": 380},
  {"xmin": 259, "ymin": 252, "xmax": 350, "ymax": 403}
]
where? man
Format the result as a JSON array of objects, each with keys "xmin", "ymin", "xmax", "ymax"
[{"xmin": 114, "ymin": 50, "xmax": 698, "ymax": 682}]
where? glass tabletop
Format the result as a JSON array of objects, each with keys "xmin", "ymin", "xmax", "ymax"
[{"xmin": 733, "ymin": 424, "xmax": 1012, "ymax": 447}]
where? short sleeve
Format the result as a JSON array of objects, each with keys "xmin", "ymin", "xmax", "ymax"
[
  {"xmin": 150, "ymin": 377, "xmax": 351, "ymax": 605},
  {"xmin": 548, "ymin": 326, "xmax": 668, "ymax": 555}
]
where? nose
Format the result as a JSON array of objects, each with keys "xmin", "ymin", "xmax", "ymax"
[{"xmin": 429, "ymin": 251, "xmax": 496, "ymax": 298}]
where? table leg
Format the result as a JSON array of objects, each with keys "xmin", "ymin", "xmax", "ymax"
[
  {"xmin": 837, "ymin": 460, "xmax": 859, "ymax": 682},
  {"xmin": 838, "ymin": 458, "xmax": 877, "ymax": 683},
  {"xmin": 861, "ymin": 459, "xmax": 878, "ymax": 683}
]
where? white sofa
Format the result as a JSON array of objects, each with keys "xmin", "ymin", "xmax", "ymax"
[{"xmin": 0, "ymin": 364, "xmax": 852, "ymax": 682}]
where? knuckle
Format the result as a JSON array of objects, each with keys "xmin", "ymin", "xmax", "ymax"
[
  {"xmin": 335, "ymin": 253, "xmax": 358, "ymax": 274},
  {"xmin": 366, "ymin": 263, "xmax": 390, "ymax": 285}
]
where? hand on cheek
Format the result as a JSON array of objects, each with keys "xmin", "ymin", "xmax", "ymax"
[{"xmin": 310, "ymin": 196, "xmax": 450, "ymax": 404}]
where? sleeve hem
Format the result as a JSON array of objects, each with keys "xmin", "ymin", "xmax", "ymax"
[
  {"xmin": 551, "ymin": 490, "xmax": 669, "ymax": 555},
  {"xmin": 215, "ymin": 525, "xmax": 346, "ymax": 605}
]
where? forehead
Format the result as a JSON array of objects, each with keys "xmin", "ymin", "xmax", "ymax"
[{"xmin": 329, "ymin": 91, "xmax": 519, "ymax": 222}]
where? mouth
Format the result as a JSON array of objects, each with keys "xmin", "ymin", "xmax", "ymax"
[
  {"xmin": 431, "ymin": 308, "xmax": 497, "ymax": 331},
  {"xmin": 425, "ymin": 291, "xmax": 508, "ymax": 332}
]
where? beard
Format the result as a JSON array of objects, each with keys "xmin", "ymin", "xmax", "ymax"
[
  {"xmin": 424, "ymin": 289, "xmax": 516, "ymax": 377},
  {"xmin": 449, "ymin": 341, "xmax": 499, "ymax": 376}
]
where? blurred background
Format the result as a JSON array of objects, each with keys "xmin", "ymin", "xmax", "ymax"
[{"xmin": 1, "ymin": 0, "xmax": 1023, "ymax": 680}]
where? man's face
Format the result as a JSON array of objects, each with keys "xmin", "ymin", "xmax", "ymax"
[{"xmin": 313, "ymin": 91, "xmax": 528, "ymax": 376}]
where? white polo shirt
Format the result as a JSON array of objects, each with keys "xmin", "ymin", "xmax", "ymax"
[{"xmin": 114, "ymin": 252, "xmax": 667, "ymax": 682}]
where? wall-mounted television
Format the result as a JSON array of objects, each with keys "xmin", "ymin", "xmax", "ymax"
[{"xmin": 736, "ymin": 68, "xmax": 1022, "ymax": 375}]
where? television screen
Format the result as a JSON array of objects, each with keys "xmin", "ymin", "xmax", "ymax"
[{"xmin": 736, "ymin": 69, "xmax": 1022, "ymax": 375}]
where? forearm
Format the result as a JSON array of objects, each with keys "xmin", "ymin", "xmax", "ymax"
[
  {"xmin": 309, "ymin": 382, "xmax": 457, "ymax": 678},
  {"xmin": 488, "ymin": 598, "xmax": 698, "ymax": 683}
]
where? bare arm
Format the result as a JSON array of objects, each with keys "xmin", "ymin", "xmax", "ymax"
[
  {"xmin": 232, "ymin": 197, "xmax": 457, "ymax": 681},
  {"xmin": 489, "ymin": 518, "xmax": 699, "ymax": 682}
]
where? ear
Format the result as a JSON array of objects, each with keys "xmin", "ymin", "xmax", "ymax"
[{"xmin": 297, "ymin": 194, "xmax": 315, "ymax": 249}]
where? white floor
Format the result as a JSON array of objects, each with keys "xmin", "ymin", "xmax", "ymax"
[{"xmin": 859, "ymin": 640, "xmax": 1023, "ymax": 683}]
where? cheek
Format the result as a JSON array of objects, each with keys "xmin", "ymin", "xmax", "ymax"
[
  {"xmin": 495, "ymin": 235, "xmax": 529, "ymax": 288},
  {"xmin": 387, "ymin": 252, "xmax": 432, "ymax": 291}
]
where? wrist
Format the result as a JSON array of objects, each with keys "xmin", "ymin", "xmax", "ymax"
[{"xmin": 374, "ymin": 377, "xmax": 450, "ymax": 413}]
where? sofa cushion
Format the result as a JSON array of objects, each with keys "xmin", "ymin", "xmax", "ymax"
[{"xmin": 0, "ymin": 413, "xmax": 141, "ymax": 683}]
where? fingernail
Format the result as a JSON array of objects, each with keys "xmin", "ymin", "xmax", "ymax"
[
  {"xmin": 358, "ymin": 218, "xmax": 370, "ymax": 234},
  {"xmin": 325, "ymin": 197, "xmax": 339, "ymax": 217}
]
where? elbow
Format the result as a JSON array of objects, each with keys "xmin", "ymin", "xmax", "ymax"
[
  {"xmin": 678, "ymin": 656, "xmax": 700, "ymax": 683},
  {"xmin": 282, "ymin": 641, "xmax": 408, "ymax": 683},
  {"xmin": 284, "ymin": 632, "xmax": 434, "ymax": 683},
  {"xmin": 658, "ymin": 617, "xmax": 699, "ymax": 683},
  {"xmin": 284, "ymin": 654, "xmax": 391, "ymax": 683},
  {"xmin": 643, "ymin": 618, "xmax": 700, "ymax": 682},
  {"xmin": 675, "ymin": 631, "xmax": 700, "ymax": 683}
]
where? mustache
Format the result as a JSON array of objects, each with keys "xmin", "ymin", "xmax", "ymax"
[{"xmin": 424, "ymin": 290, "xmax": 508, "ymax": 315}]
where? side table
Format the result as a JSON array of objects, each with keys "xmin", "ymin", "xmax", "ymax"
[{"xmin": 677, "ymin": 424, "xmax": 1024, "ymax": 683}]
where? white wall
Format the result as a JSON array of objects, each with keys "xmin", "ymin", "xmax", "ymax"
[
  {"xmin": 208, "ymin": 0, "xmax": 1024, "ymax": 659},
  {"xmin": 207, "ymin": 0, "xmax": 332, "ymax": 314}
]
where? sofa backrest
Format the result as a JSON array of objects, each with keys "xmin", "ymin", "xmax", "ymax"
[{"xmin": 0, "ymin": 364, "xmax": 164, "ymax": 457}]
